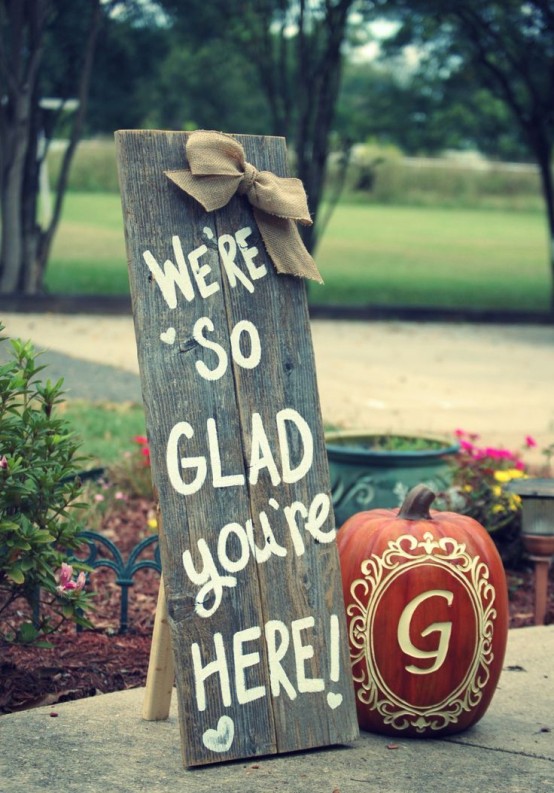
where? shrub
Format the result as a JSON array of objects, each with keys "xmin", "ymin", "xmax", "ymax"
[{"xmin": 0, "ymin": 324, "xmax": 92, "ymax": 644}]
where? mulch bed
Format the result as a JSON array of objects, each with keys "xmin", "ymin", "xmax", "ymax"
[{"xmin": 1, "ymin": 497, "xmax": 552, "ymax": 715}]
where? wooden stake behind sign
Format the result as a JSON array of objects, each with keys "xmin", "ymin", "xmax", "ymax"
[{"xmin": 115, "ymin": 130, "xmax": 358, "ymax": 767}]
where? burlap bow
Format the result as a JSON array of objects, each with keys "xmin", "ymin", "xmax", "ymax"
[{"xmin": 164, "ymin": 130, "xmax": 323, "ymax": 283}]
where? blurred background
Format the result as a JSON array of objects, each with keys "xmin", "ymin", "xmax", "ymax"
[{"xmin": 1, "ymin": 0, "xmax": 553, "ymax": 315}]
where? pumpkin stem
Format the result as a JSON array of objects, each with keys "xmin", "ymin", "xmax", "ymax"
[{"xmin": 398, "ymin": 484, "xmax": 436, "ymax": 520}]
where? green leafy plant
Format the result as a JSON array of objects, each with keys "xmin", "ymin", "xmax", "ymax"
[
  {"xmin": 325, "ymin": 430, "xmax": 456, "ymax": 453},
  {"xmin": 436, "ymin": 429, "xmax": 538, "ymax": 567},
  {"xmin": 0, "ymin": 323, "xmax": 92, "ymax": 644},
  {"xmin": 438, "ymin": 430, "xmax": 530, "ymax": 531}
]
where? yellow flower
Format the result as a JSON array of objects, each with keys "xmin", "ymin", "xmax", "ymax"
[
  {"xmin": 491, "ymin": 504, "xmax": 505, "ymax": 514},
  {"xmin": 491, "ymin": 485, "xmax": 502, "ymax": 498},
  {"xmin": 147, "ymin": 517, "xmax": 158, "ymax": 529},
  {"xmin": 508, "ymin": 493, "xmax": 521, "ymax": 511},
  {"xmin": 493, "ymin": 469, "xmax": 526, "ymax": 483}
]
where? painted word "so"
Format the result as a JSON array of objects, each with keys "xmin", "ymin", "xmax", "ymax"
[{"xmin": 193, "ymin": 317, "xmax": 261, "ymax": 381}]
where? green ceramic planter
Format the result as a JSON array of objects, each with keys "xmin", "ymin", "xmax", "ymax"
[{"xmin": 326, "ymin": 431, "xmax": 459, "ymax": 528}]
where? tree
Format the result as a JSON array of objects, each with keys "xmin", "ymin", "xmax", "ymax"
[
  {"xmin": 0, "ymin": 0, "xmax": 105, "ymax": 295},
  {"xmin": 85, "ymin": 12, "xmax": 170, "ymax": 135},
  {"xmin": 160, "ymin": 0, "xmax": 362, "ymax": 252},
  {"xmin": 376, "ymin": 0, "xmax": 554, "ymax": 308},
  {"xmin": 336, "ymin": 61, "xmax": 529, "ymax": 159},
  {"xmin": 145, "ymin": 31, "xmax": 272, "ymax": 135}
]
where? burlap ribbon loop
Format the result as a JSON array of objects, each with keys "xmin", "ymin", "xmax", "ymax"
[{"xmin": 164, "ymin": 130, "xmax": 323, "ymax": 283}]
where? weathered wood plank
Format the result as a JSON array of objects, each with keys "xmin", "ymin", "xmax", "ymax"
[{"xmin": 115, "ymin": 130, "xmax": 358, "ymax": 767}]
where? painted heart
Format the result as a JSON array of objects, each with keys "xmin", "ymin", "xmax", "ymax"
[
  {"xmin": 327, "ymin": 692, "xmax": 343, "ymax": 710},
  {"xmin": 160, "ymin": 327, "xmax": 176, "ymax": 345},
  {"xmin": 202, "ymin": 715, "xmax": 235, "ymax": 753}
]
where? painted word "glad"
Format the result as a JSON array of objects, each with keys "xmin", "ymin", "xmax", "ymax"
[{"xmin": 166, "ymin": 408, "xmax": 313, "ymax": 496}]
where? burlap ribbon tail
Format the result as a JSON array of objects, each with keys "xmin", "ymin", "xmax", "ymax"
[{"xmin": 164, "ymin": 130, "xmax": 323, "ymax": 284}]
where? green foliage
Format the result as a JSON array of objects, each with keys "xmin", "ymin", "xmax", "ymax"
[
  {"xmin": 86, "ymin": 14, "xmax": 170, "ymax": 135},
  {"xmin": 325, "ymin": 431, "xmax": 451, "ymax": 452},
  {"xmin": 436, "ymin": 430, "xmax": 538, "ymax": 566},
  {"xmin": 325, "ymin": 145, "xmax": 543, "ymax": 210},
  {"xmin": 81, "ymin": 4, "xmax": 271, "ymax": 138},
  {"xmin": 336, "ymin": 60, "xmax": 531, "ymax": 161},
  {"xmin": 60, "ymin": 401, "xmax": 146, "ymax": 466},
  {"xmin": 0, "ymin": 325, "xmax": 92, "ymax": 644}
]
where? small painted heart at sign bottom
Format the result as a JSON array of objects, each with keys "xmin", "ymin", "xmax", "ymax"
[
  {"xmin": 202, "ymin": 715, "xmax": 235, "ymax": 753},
  {"xmin": 327, "ymin": 692, "xmax": 343, "ymax": 710},
  {"xmin": 160, "ymin": 327, "xmax": 176, "ymax": 345}
]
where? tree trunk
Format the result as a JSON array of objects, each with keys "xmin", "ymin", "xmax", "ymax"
[
  {"xmin": 0, "ymin": 0, "xmax": 46, "ymax": 295},
  {"xmin": 535, "ymin": 149, "xmax": 554, "ymax": 313},
  {"xmin": 294, "ymin": 2, "xmax": 351, "ymax": 254},
  {"xmin": 31, "ymin": 0, "xmax": 103, "ymax": 293},
  {"xmin": 0, "ymin": 86, "xmax": 33, "ymax": 293},
  {"xmin": 21, "ymin": 89, "xmax": 44, "ymax": 295},
  {"xmin": 0, "ymin": 0, "xmax": 102, "ymax": 296}
]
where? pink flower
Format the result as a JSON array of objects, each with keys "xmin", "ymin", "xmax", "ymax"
[
  {"xmin": 525, "ymin": 435, "xmax": 537, "ymax": 448},
  {"xmin": 75, "ymin": 571, "xmax": 86, "ymax": 590},
  {"xmin": 94, "ymin": 493, "xmax": 105, "ymax": 503},
  {"xmin": 56, "ymin": 563, "xmax": 86, "ymax": 594},
  {"xmin": 114, "ymin": 491, "xmax": 127, "ymax": 501},
  {"xmin": 456, "ymin": 428, "xmax": 480, "ymax": 442},
  {"xmin": 0, "ymin": 455, "xmax": 7, "ymax": 469},
  {"xmin": 134, "ymin": 435, "xmax": 148, "ymax": 446}
]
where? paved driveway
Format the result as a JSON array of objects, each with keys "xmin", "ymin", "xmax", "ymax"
[{"xmin": 2, "ymin": 312, "xmax": 553, "ymax": 463}]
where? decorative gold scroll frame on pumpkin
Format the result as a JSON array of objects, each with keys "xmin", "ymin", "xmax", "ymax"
[{"xmin": 347, "ymin": 532, "xmax": 498, "ymax": 733}]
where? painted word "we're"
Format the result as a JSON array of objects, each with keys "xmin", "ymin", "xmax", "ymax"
[{"xmin": 143, "ymin": 226, "xmax": 267, "ymax": 308}]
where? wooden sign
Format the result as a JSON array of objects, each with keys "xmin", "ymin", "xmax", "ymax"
[{"xmin": 115, "ymin": 130, "xmax": 358, "ymax": 767}]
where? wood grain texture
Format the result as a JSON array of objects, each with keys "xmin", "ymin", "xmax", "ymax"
[
  {"xmin": 142, "ymin": 576, "xmax": 174, "ymax": 721},
  {"xmin": 115, "ymin": 130, "xmax": 358, "ymax": 767}
]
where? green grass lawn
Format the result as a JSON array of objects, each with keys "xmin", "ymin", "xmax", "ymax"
[
  {"xmin": 314, "ymin": 204, "xmax": 549, "ymax": 311},
  {"xmin": 45, "ymin": 192, "xmax": 550, "ymax": 312},
  {"xmin": 46, "ymin": 193, "xmax": 129, "ymax": 295},
  {"xmin": 59, "ymin": 400, "xmax": 146, "ymax": 467}
]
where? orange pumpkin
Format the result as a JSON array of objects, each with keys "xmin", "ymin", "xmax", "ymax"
[{"xmin": 337, "ymin": 484, "xmax": 509, "ymax": 737}]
